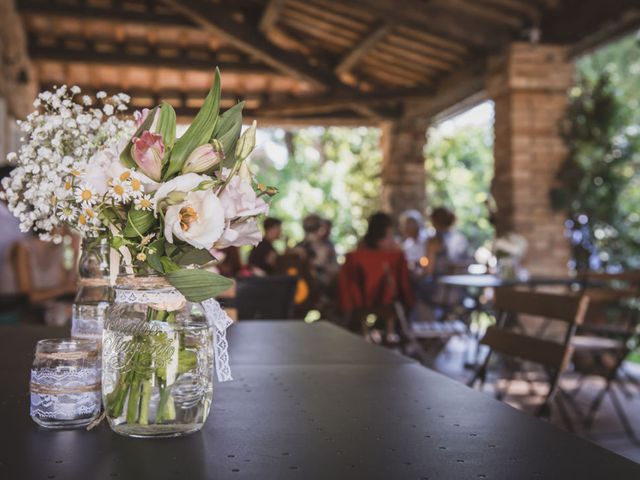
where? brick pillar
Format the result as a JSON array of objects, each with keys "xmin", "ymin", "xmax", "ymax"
[
  {"xmin": 380, "ymin": 117, "xmax": 429, "ymax": 218},
  {"xmin": 488, "ymin": 43, "xmax": 573, "ymax": 276}
]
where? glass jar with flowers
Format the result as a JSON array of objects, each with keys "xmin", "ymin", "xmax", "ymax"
[{"xmin": 1, "ymin": 68, "xmax": 276, "ymax": 437}]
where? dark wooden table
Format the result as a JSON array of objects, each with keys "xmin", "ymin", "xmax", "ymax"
[{"xmin": 2, "ymin": 321, "xmax": 640, "ymax": 479}]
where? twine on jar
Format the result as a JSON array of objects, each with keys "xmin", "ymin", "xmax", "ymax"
[
  {"xmin": 30, "ymin": 381, "xmax": 101, "ymax": 395},
  {"xmin": 34, "ymin": 350, "xmax": 99, "ymax": 361}
]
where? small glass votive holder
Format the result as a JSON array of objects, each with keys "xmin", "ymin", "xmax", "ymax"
[{"xmin": 30, "ymin": 339, "xmax": 101, "ymax": 429}]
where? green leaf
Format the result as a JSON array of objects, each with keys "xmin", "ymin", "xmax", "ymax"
[
  {"xmin": 160, "ymin": 256, "xmax": 180, "ymax": 273},
  {"xmin": 173, "ymin": 246, "xmax": 216, "ymax": 266},
  {"xmin": 212, "ymin": 101, "xmax": 244, "ymax": 167},
  {"xmin": 157, "ymin": 103, "xmax": 177, "ymax": 151},
  {"xmin": 163, "ymin": 69, "xmax": 222, "ymax": 180},
  {"xmin": 120, "ymin": 106, "xmax": 159, "ymax": 169},
  {"xmin": 146, "ymin": 238, "xmax": 165, "ymax": 273},
  {"xmin": 235, "ymin": 120, "xmax": 257, "ymax": 162},
  {"xmin": 177, "ymin": 349, "xmax": 197, "ymax": 374},
  {"xmin": 122, "ymin": 209, "xmax": 155, "ymax": 238},
  {"xmin": 165, "ymin": 269, "xmax": 234, "ymax": 302}
]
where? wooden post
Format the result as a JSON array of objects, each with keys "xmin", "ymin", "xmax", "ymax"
[
  {"xmin": 380, "ymin": 116, "xmax": 429, "ymax": 219},
  {"xmin": 487, "ymin": 43, "xmax": 573, "ymax": 276}
]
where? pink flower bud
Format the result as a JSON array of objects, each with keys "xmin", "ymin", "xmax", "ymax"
[
  {"xmin": 182, "ymin": 141, "xmax": 224, "ymax": 174},
  {"xmin": 131, "ymin": 131, "xmax": 164, "ymax": 181}
]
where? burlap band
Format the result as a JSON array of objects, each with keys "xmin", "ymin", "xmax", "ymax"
[{"xmin": 30, "ymin": 382, "xmax": 102, "ymax": 395}]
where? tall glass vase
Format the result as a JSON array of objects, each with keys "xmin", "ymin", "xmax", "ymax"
[{"xmin": 71, "ymin": 238, "xmax": 111, "ymax": 343}]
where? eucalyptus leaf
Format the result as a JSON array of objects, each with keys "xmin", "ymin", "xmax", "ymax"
[
  {"xmin": 165, "ymin": 269, "xmax": 234, "ymax": 302},
  {"xmin": 122, "ymin": 209, "xmax": 155, "ymax": 238},
  {"xmin": 120, "ymin": 106, "xmax": 159, "ymax": 169},
  {"xmin": 163, "ymin": 68, "xmax": 222, "ymax": 180}
]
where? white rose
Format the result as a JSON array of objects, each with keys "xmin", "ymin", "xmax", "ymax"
[
  {"xmin": 215, "ymin": 218, "xmax": 263, "ymax": 249},
  {"xmin": 164, "ymin": 190, "xmax": 225, "ymax": 249},
  {"xmin": 153, "ymin": 173, "xmax": 210, "ymax": 212}
]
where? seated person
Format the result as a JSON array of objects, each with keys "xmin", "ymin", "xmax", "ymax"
[
  {"xmin": 248, "ymin": 217, "xmax": 282, "ymax": 275},
  {"xmin": 399, "ymin": 209, "xmax": 428, "ymax": 270},
  {"xmin": 338, "ymin": 212, "xmax": 414, "ymax": 341},
  {"xmin": 425, "ymin": 207, "xmax": 469, "ymax": 276},
  {"xmin": 294, "ymin": 214, "xmax": 339, "ymax": 288}
]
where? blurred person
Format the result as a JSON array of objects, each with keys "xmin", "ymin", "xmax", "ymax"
[
  {"xmin": 248, "ymin": 217, "xmax": 282, "ymax": 275},
  {"xmin": 425, "ymin": 207, "xmax": 469, "ymax": 276},
  {"xmin": 399, "ymin": 209, "xmax": 428, "ymax": 269},
  {"xmin": 339, "ymin": 212, "xmax": 414, "ymax": 343},
  {"xmin": 295, "ymin": 214, "xmax": 339, "ymax": 287}
]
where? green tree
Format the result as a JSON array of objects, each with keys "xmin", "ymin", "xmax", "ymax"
[
  {"xmin": 425, "ymin": 124, "xmax": 495, "ymax": 250},
  {"xmin": 250, "ymin": 127, "xmax": 382, "ymax": 255},
  {"xmin": 551, "ymin": 31, "xmax": 640, "ymax": 270}
]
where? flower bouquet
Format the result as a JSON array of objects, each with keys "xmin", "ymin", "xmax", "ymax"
[{"xmin": 2, "ymin": 68, "xmax": 276, "ymax": 437}]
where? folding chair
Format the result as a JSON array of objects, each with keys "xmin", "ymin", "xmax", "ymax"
[
  {"xmin": 468, "ymin": 288, "xmax": 589, "ymax": 430},
  {"xmin": 569, "ymin": 288, "xmax": 640, "ymax": 443}
]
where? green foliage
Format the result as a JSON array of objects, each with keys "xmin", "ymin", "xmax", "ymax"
[
  {"xmin": 163, "ymin": 68, "xmax": 221, "ymax": 179},
  {"xmin": 425, "ymin": 124, "xmax": 495, "ymax": 250},
  {"xmin": 251, "ymin": 127, "xmax": 382, "ymax": 254},
  {"xmin": 552, "ymin": 33, "xmax": 640, "ymax": 270},
  {"xmin": 165, "ymin": 269, "xmax": 234, "ymax": 302}
]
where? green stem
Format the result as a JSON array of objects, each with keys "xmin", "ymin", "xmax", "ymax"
[
  {"xmin": 126, "ymin": 375, "xmax": 142, "ymax": 424},
  {"xmin": 156, "ymin": 386, "xmax": 176, "ymax": 423},
  {"xmin": 138, "ymin": 381, "xmax": 153, "ymax": 425},
  {"xmin": 106, "ymin": 371, "xmax": 132, "ymax": 418}
]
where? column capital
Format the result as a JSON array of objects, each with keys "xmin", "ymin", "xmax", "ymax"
[{"xmin": 486, "ymin": 42, "xmax": 573, "ymax": 98}]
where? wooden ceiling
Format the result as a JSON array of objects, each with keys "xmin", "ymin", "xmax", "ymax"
[{"xmin": 18, "ymin": 0, "xmax": 640, "ymax": 125}]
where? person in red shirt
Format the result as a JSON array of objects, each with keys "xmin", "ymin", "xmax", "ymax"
[{"xmin": 338, "ymin": 212, "xmax": 414, "ymax": 342}]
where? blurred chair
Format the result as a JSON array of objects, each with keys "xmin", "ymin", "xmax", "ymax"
[
  {"xmin": 229, "ymin": 275, "xmax": 297, "ymax": 320},
  {"xmin": 469, "ymin": 288, "xmax": 589, "ymax": 430},
  {"xmin": 275, "ymin": 252, "xmax": 319, "ymax": 319},
  {"xmin": 569, "ymin": 287, "xmax": 640, "ymax": 442}
]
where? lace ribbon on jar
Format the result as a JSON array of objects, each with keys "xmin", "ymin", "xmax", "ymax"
[{"xmin": 114, "ymin": 287, "xmax": 233, "ymax": 382}]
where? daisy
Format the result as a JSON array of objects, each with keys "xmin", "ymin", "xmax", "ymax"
[
  {"xmin": 129, "ymin": 177, "xmax": 144, "ymax": 198},
  {"xmin": 134, "ymin": 194, "xmax": 153, "ymax": 211},
  {"xmin": 109, "ymin": 180, "xmax": 130, "ymax": 203},
  {"xmin": 57, "ymin": 204, "xmax": 78, "ymax": 222},
  {"xmin": 74, "ymin": 184, "xmax": 97, "ymax": 205}
]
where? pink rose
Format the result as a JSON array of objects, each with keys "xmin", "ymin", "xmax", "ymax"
[
  {"xmin": 215, "ymin": 218, "xmax": 263, "ymax": 249},
  {"xmin": 218, "ymin": 176, "xmax": 269, "ymax": 220},
  {"xmin": 131, "ymin": 131, "xmax": 164, "ymax": 181}
]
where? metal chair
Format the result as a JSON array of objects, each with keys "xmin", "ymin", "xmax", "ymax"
[{"xmin": 468, "ymin": 288, "xmax": 589, "ymax": 430}]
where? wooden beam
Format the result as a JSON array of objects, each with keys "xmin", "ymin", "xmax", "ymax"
[
  {"xmin": 403, "ymin": 61, "xmax": 487, "ymax": 120},
  {"xmin": 259, "ymin": 0, "xmax": 287, "ymax": 33},
  {"xmin": 345, "ymin": 0, "xmax": 511, "ymax": 49},
  {"xmin": 430, "ymin": 0, "xmax": 524, "ymax": 28},
  {"xmin": 29, "ymin": 37, "xmax": 272, "ymax": 74},
  {"xmin": 258, "ymin": 87, "xmax": 434, "ymax": 116},
  {"xmin": 159, "ymin": 0, "xmax": 335, "ymax": 90},
  {"xmin": 335, "ymin": 22, "xmax": 393, "ymax": 76},
  {"xmin": 482, "ymin": 0, "xmax": 541, "ymax": 23}
]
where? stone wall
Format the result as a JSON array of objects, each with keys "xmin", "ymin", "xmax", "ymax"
[
  {"xmin": 488, "ymin": 43, "xmax": 573, "ymax": 276},
  {"xmin": 380, "ymin": 117, "xmax": 429, "ymax": 219}
]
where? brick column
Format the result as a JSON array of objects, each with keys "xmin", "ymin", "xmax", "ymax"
[
  {"xmin": 380, "ymin": 117, "xmax": 429, "ymax": 218},
  {"xmin": 488, "ymin": 43, "xmax": 573, "ymax": 276}
]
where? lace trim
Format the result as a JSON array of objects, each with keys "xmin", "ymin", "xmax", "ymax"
[
  {"xmin": 114, "ymin": 288, "xmax": 233, "ymax": 382},
  {"xmin": 30, "ymin": 367, "xmax": 101, "ymax": 420}
]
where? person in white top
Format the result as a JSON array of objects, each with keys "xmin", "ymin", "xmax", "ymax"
[{"xmin": 399, "ymin": 209, "xmax": 428, "ymax": 269}]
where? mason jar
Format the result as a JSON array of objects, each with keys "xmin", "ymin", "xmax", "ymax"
[
  {"xmin": 30, "ymin": 338, "xmax": 101, "ymax": 429},
  {"xmin": 71, "ymin": 238, "xmax": 111, "ymax": 342},
  {"xmin": 102, "ymin": 275, "xmax": 213, "ymax": 438}
]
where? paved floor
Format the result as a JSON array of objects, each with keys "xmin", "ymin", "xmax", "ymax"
[{"xmin": 428, "ymin": 336, "xmax": 640, "ymax": 463}]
